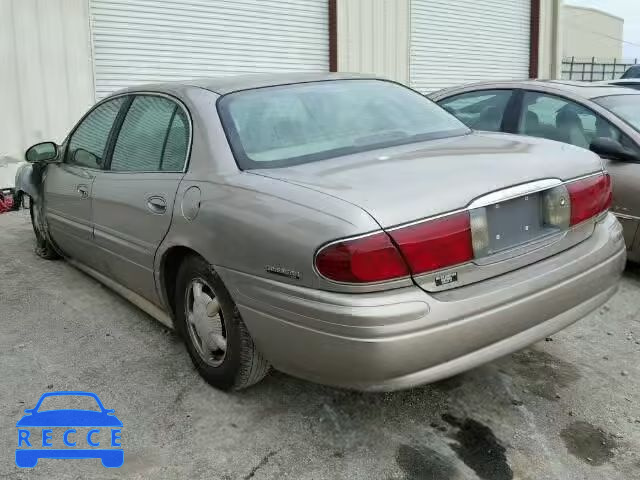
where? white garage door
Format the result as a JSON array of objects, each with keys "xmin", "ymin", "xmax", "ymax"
[
  {"xmin": 410, "ymin": 0, "xmax": 531, "ymax": 93},
  {"xmin": 90, "ymin": 0, "xmax": 329, "ymax": 99}
]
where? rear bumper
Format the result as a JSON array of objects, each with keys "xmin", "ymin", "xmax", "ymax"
[{"xmin": 221, "ymin": 213, "xmax": 626, "ymax": 391}]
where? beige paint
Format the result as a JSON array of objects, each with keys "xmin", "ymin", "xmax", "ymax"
[
  {"xmin": 538, "ymin": 0, "xmax": 563, "ymax": 78},
  {"xmin": 336, "ymin": 0, "xmax": 410, "ymax": 84},
  {"xmin": 0, "ymin": 0, "xmax": 94, "ymax": 161},
  {"xmin": 563, "ymin": 5, "xmax": 623, "ymax": 60}
]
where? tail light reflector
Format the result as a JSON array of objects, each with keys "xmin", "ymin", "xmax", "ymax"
[
  {"xmin": 389, "ymin": 212, "xmax": 473, "ymax": 275},
  {"xmin": 542, "ymin": 184, "xmax": 571, "ymax": 229},
  {"xmin": 315, "ymin": 232, "xmax": 409, "ymax": 283},
  {"xmin": 567, "ymin": 173, "xmax": 612, "ymax": 226}
]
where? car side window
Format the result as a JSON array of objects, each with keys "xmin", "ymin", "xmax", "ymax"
[
  {"xmin": 519, "ymin": 91, "xmax": 621, "ymax": 150},
  {"xmin": 111, "ymin": 95, "xmax": 188, "ymax": 172},
  {"xmin": 622, "ymin": 66, "xmax": 640, "ymax": 79},
  {"xmin": 67, "ymin": 98, "xmax": 125, "ymax": 169},
  {"xmin": 438, "ymin": 90, "xmax": 513, "ymax": 132},
  {"xmin": 161, "ymin": 109, "xmax": 189, "ymax": 171}
]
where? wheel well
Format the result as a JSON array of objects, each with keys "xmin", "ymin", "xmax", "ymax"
[{"xmin": 162, "ymin": 246, "xmax": 201, "ymax": 316}]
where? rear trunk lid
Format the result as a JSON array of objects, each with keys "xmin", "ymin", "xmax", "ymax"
[
  {"xmin": 251, "ymin": 133, "xmax": 602, "ymax": 227},
  {"xmin": 252, "ymin": 132, "xmax": 605, "ymax": 291}
]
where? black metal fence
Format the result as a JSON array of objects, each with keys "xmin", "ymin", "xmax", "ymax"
[{"xmin": 562, "ymin": 57, "xmax": 639, "ymax": 82}]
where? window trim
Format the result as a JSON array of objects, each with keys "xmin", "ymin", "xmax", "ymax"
[
  {"xmin": 104, "ymin": 92, "xmax": 193, "ymax": 174},
  {"xmin": 61, "ymin": 91, "xmax": 193, "ymax": 174}
]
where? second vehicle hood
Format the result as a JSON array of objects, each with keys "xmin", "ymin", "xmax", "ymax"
[{"xmin": 250, "ymin": 132, "xmax": 603, "ymax": 227}]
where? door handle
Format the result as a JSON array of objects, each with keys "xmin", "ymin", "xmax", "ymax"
[
  {"xmin": 77, "ymin": 185, "xmax": 89, "ymax": 199},
  {"xmin": 146, "ymin": 195, "xmax": 167, "ymax": 214}
]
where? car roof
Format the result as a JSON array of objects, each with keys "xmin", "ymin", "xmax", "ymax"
[
  {"xmin": 116, "ymin": 72, "xmax": 377, "ymax": 96},
  {"xmin": 433, "ymin": 79, "xmax": 640, "ymax": 100}
]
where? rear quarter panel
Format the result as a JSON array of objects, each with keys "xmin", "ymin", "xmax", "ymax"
[{"xmin": 156, "ymin": 171, "xmax": 390, "ymax": 302}]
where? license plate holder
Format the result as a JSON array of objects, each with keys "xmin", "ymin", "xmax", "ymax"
[{"xmin": 483, "ymin": 192, "xmax": 547, "ymax": 255}]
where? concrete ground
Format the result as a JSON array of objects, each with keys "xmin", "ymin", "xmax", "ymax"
[{"xmin": 0, "ymin": 210, "xmax": 638, "ymax": 480}]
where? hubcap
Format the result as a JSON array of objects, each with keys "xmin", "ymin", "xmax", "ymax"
[{"xmin": 185, "ymin": 279, "xmax": 227, "ymax": 367}]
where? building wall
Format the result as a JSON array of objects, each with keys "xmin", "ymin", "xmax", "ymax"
[
  {"xmin": 410, "ymin": 0, "xmax": 531, "ymax": 93},
  {"xmin": 90, "ymin": 0, "xmax": 329, "ymax": 99},
  {"xmin": 0, "ymin": 0, "xmax": 95, "ymax": 160},
  {"xmin": 336, "ymin": 0, "xmax": 410, "ymax": 84},
  {"xmin": 539, "ymin": 0, "xmax": 563, "ymax": 78},
  {"xmin": 0, "ymin": 0, "xmax": 565, "ymax": 167},
  {"xmin": 336, "ymin": 0, "xmax": 564, "ymax": 84},
  {"xmin": 563, "ymin": 5, "xmax": 623, "ymax": 60}
]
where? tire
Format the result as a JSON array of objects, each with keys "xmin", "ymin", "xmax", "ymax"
[
  {"xmin": 175, "ymin": 255, "xmax": 270, "ymax": 390},
  {"xmin": 29, "ymin": 200, "xmax": 60, "ymax": 260}
]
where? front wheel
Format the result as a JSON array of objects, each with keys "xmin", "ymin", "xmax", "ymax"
[
  {"xmin": 29, "ymin": 200, "xmax": 60, "ymax": 260},
  {"xmin": 175, "ymin": 255, "xmax": 270, "ymax": 390}
]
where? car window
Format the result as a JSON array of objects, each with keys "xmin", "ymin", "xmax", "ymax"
[
  {"xmin": 594, "ymin": 94, "xmax": 640, "ymax": 133},
  {"xmin": 111, "ymin": 95, "xmax": 188, "ymax": 172},
  {"xmin": 218, "ymin": 80, "xmax": 468, "ymax": 169},
  {"xmin": 160, "ymin": 108, "xmax": 189, "ymax": 171},
  {"xmin": 67, "ymin": 98, "xmax": 125, "ymax": 169},
  {"xmin": 518, "ymin": 91, "xmax": 621, "ymax": 150},
  {"xmin": 622, "ymin": 66, "xmax": 640, "ymax": 79},
  {"xmin": 438, "ymin": 90, "xmax": 513, "ymax": 132}
]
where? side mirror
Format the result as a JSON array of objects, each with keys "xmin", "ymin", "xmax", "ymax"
[
  {"xmin": 25, "ymin": 142, "xmax": 58, "ymax": 163},
  {"xmin": 23, "ymin": 408, "xmax": 34, "ymax": 414},
  {"xmin": 589, "ymin": 137, "xmax": 639, "ymax": 162}
]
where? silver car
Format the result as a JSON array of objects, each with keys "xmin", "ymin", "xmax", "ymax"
[
  {"xmin": 16, "ymin": 74, "xmax": 625, "ymax": 391},
  {"xmin": 430, "ymin": 80, "xmax": 640, "ymax": 262}
]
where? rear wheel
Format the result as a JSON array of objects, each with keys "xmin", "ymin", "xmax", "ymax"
[
  {"xmin": 29, "ymin": 200, "xmax": 60, "ymax": 260},
  {"xmin": 175, "ymin": 255, "xmax": 270, "ymax": 390}
]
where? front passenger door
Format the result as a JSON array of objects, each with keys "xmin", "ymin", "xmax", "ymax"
[
  {"xmin": 91, "ymin": 94, "xmax": 190, "ymax": 305},
  {"xmin": 44, "ymin": 97, "xmax": 126, "ymax": 268}
]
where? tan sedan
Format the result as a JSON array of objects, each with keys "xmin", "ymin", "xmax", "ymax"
[{"xmin": 16, "ymin": 74, "xmax": 625, "ymax": 391}]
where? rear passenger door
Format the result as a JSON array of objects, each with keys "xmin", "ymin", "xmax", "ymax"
[
  {"xmin": 91, "ymin": 94, "xmax": 190, "ymax": 304},
  {"xmin": 438, "ymin": 90, "xmax": 516, "ymax": 132}
]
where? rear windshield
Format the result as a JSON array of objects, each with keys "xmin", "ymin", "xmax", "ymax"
[
  {"xmin": 594, "ymin": 94, "xmax": 640, "ymax": 132},
  {"xmin": 217, "ymin": 80, "xmax": 469, "ymax": 169}
]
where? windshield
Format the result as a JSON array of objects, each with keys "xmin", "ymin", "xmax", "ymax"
[
  {"xmin": 594, "ymin": 95, "xmax": 640, "ymax": 132},
  {"xmin": 218, "ymin": 79, "xmax": 469, "ymax": 169}
]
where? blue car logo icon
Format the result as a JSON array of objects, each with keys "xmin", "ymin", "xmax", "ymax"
[{"xmin": 16, "ymin": 391, "xmax": 123, "ymax": 468}]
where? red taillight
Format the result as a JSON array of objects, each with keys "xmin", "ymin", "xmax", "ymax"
[
  {"xmin": 316, "ymin": 212, "xmax": 474, "ymax": 284},
  {"xmin": 315, "ymin": 232, "xmax": 409, "ymax": 283},
  {"xmin": 389, "ymin": 211, "xmax": 473, "ymax": 275},
  {"xmin": 567, "ymin": 173, "xmax": 612, "ymax": 226}
]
